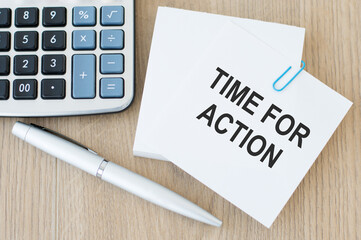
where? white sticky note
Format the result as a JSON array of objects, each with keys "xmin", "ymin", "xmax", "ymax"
[
  {"xmin": 146, "ymin": 22, "xmax": 352, "ymax": 227},
  {"xmin": 134, "ymin": 7, "xmax": 305, "ymax": 161}
]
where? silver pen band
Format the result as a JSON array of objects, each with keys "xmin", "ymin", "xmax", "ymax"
[{"xmin": 96, "ymin": 160, "xmax": 109, "ymax": 179}]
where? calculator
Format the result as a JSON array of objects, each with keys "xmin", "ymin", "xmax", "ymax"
[{"xmin": 0, "ymin": 0, "xmax": 134, "ymax": 117}]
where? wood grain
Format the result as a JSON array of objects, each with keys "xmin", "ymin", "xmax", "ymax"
[{"xmin": 1, "ymin": 0, "xmax": 360, "ymax": 239}]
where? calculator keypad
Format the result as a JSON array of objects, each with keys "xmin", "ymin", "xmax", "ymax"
[
  {"xmin": 14, "ymin": 31, "xmax": 38, "ymax": 51},
  {"xmin": 0, "ymin": 1, "xmax": 134, "ymax": 117},
  {"xmin": 72, "ymin": 54, "xmax": 96, "ymax": 99},
  {"xmin": 0, "ymin": 56, "xmax": 10, "ymax": 75},
  {"xmin": 0, "ymin": 32, "xmax": 10, "ymax": 51},
  {"xmin": 14, "ymin": 55, "xmax": 38, "ymax": 75},
  {"xmin": 100, "ymin": 78, "xmax": 124, "ymax": 98},
  {"xmin": 42, "ymin": 55, "xmax": 66, "ymax": 75},
  {"xmin": 15, "ymin": 8, "xmax": 39, "ymax": 27},
  {"xmin": 42, "ymin": 31, "xmax": 66, "ymax": 51},
  {"xmin": 0, "ymin": 80, "xmax": 9, "ymax": 100},
  {"xmin": 42, "ymin": 7, "xmax": 66, "ymax": 27},
  {"xmin": 72, "ymin": 30, "xmax": 96, "ymax": 50},
  {"xmin": 13, "ymin": 79, "xmax": 37, "ymax": 99},
  {"xmin": 101, "ymin": 54, "xmax": 124, "ymax": 74},
  {"xmin": 41, "ymin": 79, "xmax": 65, "ymax": 99},
  {"xmin": 100, "ymin": 30, "xmax": 124, "ymax": 50},
  {"xmin": 73, "ymin": 7, "xmax": 96, "ymax": 26},
  {"xmin": 0, "ymin": 8, "xmax": 11, "ymax": 28},
  {"xmin": 101, "ymin": 6, "xmax": 124, "ymax": 26}
]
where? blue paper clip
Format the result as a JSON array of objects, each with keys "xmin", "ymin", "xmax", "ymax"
[{"xmin": 273, "ymin": 60, "xmax": 306, "ymax": 91}]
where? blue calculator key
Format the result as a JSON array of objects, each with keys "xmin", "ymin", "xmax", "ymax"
[
  {"xmin": 73, "ymin": 6, "xmax": 96, "ymax": 26},
  {"xmin": 100, "ymin": 30, "xmax": 124, "ymax": 50},
  {"xmin": 73, "ymin": 30, "xmax": 96, "ymax": 50},
  {"xmin": 100, "ymin": 78, "xmax": 124, "ymax": 98},
  {"xmin": 72, "ymin": 54, "xmax": 95, "ymax": 99},
  {"xmin": 101, "ymin": 6, "xmax": 124, "ymax": 26},
  {"xmin": 100, "ymin": 54, "xmax": 124, "ymax": 74}
]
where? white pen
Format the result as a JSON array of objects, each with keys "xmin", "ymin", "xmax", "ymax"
[{"xmin": 12, "ymin": 121, "xmax": 222, "ymax": 227}]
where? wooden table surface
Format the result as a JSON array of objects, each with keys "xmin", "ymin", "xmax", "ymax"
[{"xmin": 1, "ymin": 0, "xmax": 360, "ymax": 239}]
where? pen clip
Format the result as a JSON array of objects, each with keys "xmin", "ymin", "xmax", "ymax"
[{"xmin": 30, "ymin": 123, "xmax": 98, "ymax": 155}]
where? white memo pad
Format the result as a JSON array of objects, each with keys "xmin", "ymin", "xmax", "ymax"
[
  {"xmin": 134, "ymin": 7, "xmax": 305, "ymax": 161},
  {"xmin": 146, "ymin": 22, "xmax": 352, "ymax": 227}
]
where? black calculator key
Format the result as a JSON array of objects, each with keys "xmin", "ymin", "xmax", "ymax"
[
  {"xmin": 43, "ymin": 7, "xmax": 67, "ymax": 27},
  {"xmin": 41, "ymin": 79, "xmax": 65, "ymax": 99},
  {"xmin": 14, "ymin": 55, "xmax": 38, "ymax": 75},
  {"xmin": 14, "ymin": 31, "xmax": 38, "ymax": 51},
  {"xmin": 42, "ymin": 55, "xmax": 66, "ymax": 75},
  {"xmin": 0, "ymin": 56, "xmax": 10, "ymax": 75},
  {"xmin": 15, "ymin": 8, "xmax": 39, "ymax": 27},
  {"xmin": 0, "ymin": 8, "xmax": 11, "ymax": 28},
  {"xmin": 42, "ymin": 31, "xmax": 66, "ymax": 51},
  {"xmin": 0, "ymin": 32, "xmax": 10, "ymax": 51},
  {"xmin": 13, "ymin": 79, "xmax": 37, "ymax": 99},
  {"xmin": 0, "ymin": 80, "xmax": 9, "ymax": 100}
]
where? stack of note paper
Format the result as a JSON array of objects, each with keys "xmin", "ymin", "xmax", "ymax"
[{"xmin": 134, "ymin": 7, "xmax": 352, "ymax": 227}]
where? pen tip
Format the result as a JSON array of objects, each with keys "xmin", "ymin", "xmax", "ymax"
[
  {"xmin": 195, "ymin": 210, "xmax": 222, "ymax": 227},
  {"xmin": 208, "ymin": 216, "xmax": 223, "ymax": 227}
]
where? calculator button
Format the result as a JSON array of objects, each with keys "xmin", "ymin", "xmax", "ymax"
[
  {"xmin": 72, "ymin": 54, "xmax": 96, "ymax": 99},
  {"xmin": 0, "ymin": 56, "xmax": 10, "ymax": 75},
  {"xmin": 42, "ymin": 55, "xmax": 66, "ymax": 75},
  {"xmin": 100, "ymin": 78, "xmax": 124, "ymax": 98},
  {"xmin": 101, "ymin": 6, "xmax": 124, "ymax": 26},
  {"xmin": 100, "ymin": 30, "xmax": 124, "ymax": 50},
  {"xmin": 15, "ymin": 8, "xmax": 39, "ymax": 27},
  {"xmin": 13, "ymin": 79, "xmax": 37, "ymax": 100},
  {"xmin": 0, "ymin": 8, "xmax": 11, "ymax": 28},
  {"xmin": 0, "ymin": 80, "xmax": 9, "ymax": 100},
  {"xmin": 0, "ymin": 32, "xmax": 10, "ymax": 51},
  {"xmin": 72, "ymin": 30, "xmax": 96, "ymax": 50},
  {"xmin": 42, "ymin": 31, "xmax": 66, "ymax": 51},
  {"xmin": 73, "ymin": 7, "xmax": 96, "ymax": 26},
  {"xmin": 14, "ymin": 31, "xmax": 38, "ymax": 51},
  {"xmin": 100, "ymin": 54, "xmax": 124, "ymax": 74},
  {"xmin": 41, "ymin": 79, "xmax": 65, "ymax": 99},
  {"xmin": 43, "ymin": 7, "xmax": 67, "ymax": 27},
  {"xmin": 14, "ymin": 55, "xmax": 38, "ymax": 75}
]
